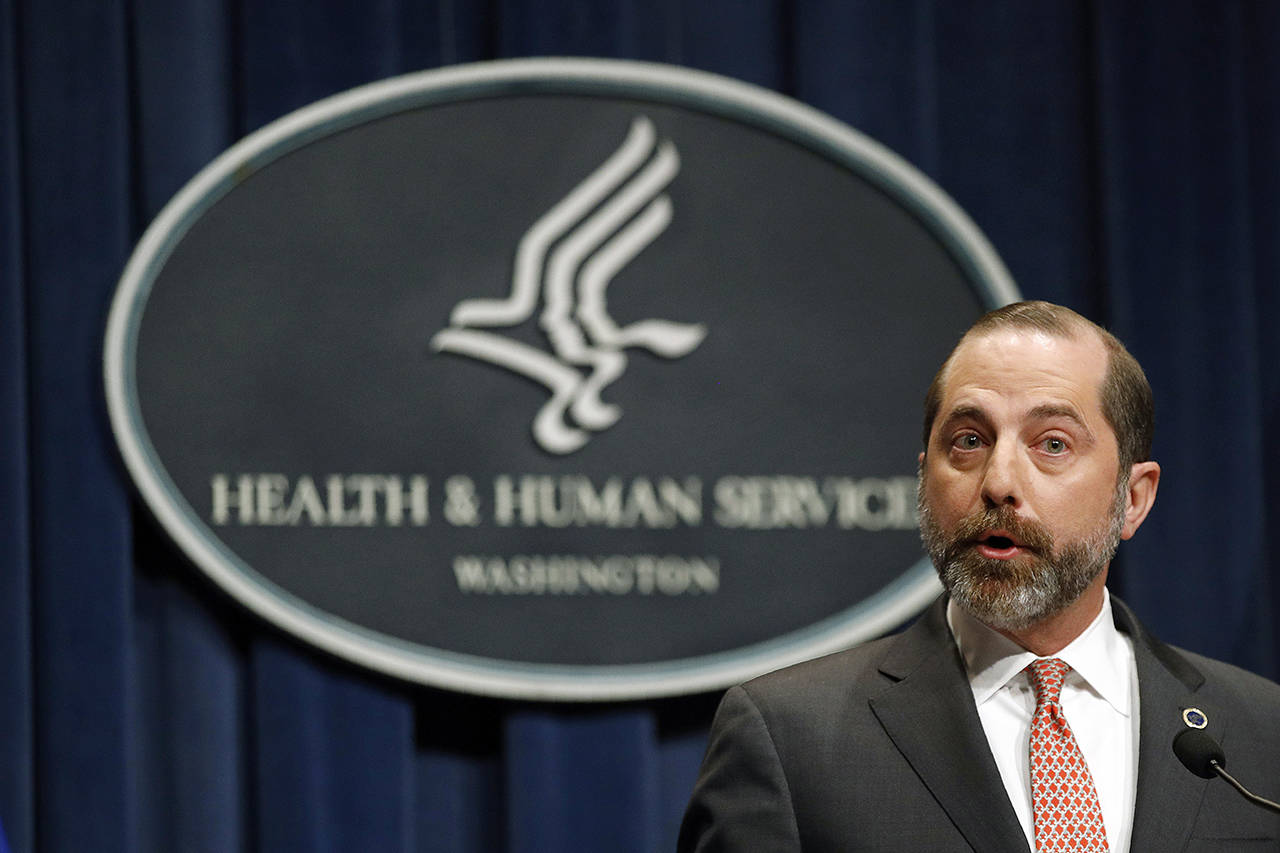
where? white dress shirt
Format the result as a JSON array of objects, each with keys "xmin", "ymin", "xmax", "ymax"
[{"xmin": 948, "ymin": 590, "xmax": 1140, "ymax": 853}]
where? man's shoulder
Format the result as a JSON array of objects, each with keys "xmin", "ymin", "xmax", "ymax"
[
  {"xmin": 729, "ymin": 599, "xmax": 954, "ymax": 721},
  {"xmin": 1173, "ymin": 644, "xmax": 1280, "ymax": 707},
  {"xmin": 1117, "ymin": 595, "xmax": 1280, "ymax": 711},
  {"xmin": 1158, "ymin": 644, "xmax": 1280, "ymax": 786},
  {"xmin": 1117, "ymin": 596, "xmax": 1280, "ymax": 708},
  {"xmin": 733, "ymin": 632, "xmax": 905, "ymax": 716}
]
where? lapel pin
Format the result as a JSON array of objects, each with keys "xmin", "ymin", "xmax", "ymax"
[{"xmin": 1182, "ymin": 707, "xmax": 1208, "ymax": 729}]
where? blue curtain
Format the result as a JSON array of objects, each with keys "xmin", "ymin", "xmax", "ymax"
[{"xmin": 3, "ymin": 1, "xmax": 1278, "ymax": 850}]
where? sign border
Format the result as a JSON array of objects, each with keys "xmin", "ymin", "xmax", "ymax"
[{"xmin": 104, "ymin": 57, "xmax": 1018, "ymax": 700}]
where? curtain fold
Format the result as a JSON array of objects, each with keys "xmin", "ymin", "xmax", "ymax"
[
  {"xmin": 4, "ymin": 2, "xmax": 1278, "ymax": 851},
  {"xmin": 1243, "ymin": 0, "xmax": 1280, "ymax": 672},
  {"xmin": 506, "ymin": 709, "xmax": 661, "ymax": 853},
  {"xmin": 250, "ymin": 638, "xmax": 416, "ymax": 851},
  {"xmin": 19, "ymin": 1, "xmax": 137, "ymax": 851},
  {"xmin": 128, "ymin": 0, "xmax": 234, "ymax": 219},
  {"xmin": 133, "ymin": 556, "xmax": 245, "ymax": 853},
  {"xmin": 1093, "ymin": 0, "xmax": 1274, "ymax": 673},
  {"xmin": 0, "ymin": 0, "xmax": 33, "ymax": 848}
]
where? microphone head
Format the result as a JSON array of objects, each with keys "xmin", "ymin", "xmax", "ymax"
[{"xmin": 1173, "ymin": 728, "xmax": 1226, "ymax": 779}]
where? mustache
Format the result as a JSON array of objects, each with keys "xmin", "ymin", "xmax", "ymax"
[{"xmin": 947, "ymin": 505, "xmax": 1054, "ymax": 555}]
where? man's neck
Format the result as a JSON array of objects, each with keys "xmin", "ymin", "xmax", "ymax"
[{"xmin": 991, "ymin": 574, "xmax": 1109, "ymax": 656}]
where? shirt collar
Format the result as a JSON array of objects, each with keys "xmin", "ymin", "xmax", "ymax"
[{"xmin": 948, "ymin": 588, "xmax": 1132, "ymax": 716}]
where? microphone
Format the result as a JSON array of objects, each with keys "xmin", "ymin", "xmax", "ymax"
[{"xmin": 1173, "ymin": 729, "xmax": 1280, "ymax": 815}]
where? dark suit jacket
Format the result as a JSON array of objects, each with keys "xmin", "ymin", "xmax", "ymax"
[{"xmin": 679, "ymin": 596, "xmax": 1280, "ymax": 851}]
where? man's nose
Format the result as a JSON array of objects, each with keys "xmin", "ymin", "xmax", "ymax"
[{"xmin": 980, "ymin": 440, "xmax": 1022, "ymax": 508}]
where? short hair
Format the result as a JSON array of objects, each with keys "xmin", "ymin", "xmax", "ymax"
[{"xmin": 921, "ymin": 301, "xmax": 1154, "ymax": 471}]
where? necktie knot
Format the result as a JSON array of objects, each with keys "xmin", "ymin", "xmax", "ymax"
[{"xmin": 1026, "ymin": 657, "xmax": 1070, "ymax": 709}]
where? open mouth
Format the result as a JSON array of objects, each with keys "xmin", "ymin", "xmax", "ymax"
[{"xmin": 973, "ymin": 531, "xmax": 1027, "ymax": 559}]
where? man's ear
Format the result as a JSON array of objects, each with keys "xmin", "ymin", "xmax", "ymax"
[{"xmin": 1120, "ymin": 461, "xmax": 1160, "ymax": 540}]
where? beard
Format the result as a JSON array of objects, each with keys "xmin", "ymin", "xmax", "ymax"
[{"xmin": 917, "ymin": 472, "xmax": 1128, "ymax": 632}]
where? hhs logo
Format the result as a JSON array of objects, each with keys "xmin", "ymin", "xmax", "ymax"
[{"xmin": 432, "ymin": 117, "xmax": 707, "ymax": 455}]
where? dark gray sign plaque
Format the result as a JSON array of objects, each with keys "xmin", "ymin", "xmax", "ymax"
[{"xmin": 105, "ymin": 58, "xmax": 1018, "ymax": 699}]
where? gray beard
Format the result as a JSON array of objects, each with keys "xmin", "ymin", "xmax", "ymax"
[{"xmin": 917, "ymin": 472, "xmax": 1127, "ymax": 631}]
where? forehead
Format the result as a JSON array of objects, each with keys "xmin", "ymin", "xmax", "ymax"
[{"xmin": 939, "ymin": 327, "xmax": 1108, "ymax": 415}]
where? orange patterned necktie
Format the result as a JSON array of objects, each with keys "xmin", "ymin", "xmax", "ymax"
[{"xmin": 1026, "ymin": 658, "xmax": 1109, "ymax": 852}]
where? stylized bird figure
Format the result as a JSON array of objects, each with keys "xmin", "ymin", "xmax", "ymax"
[{"xmin": 432, "ymin": 116, "xmax": 707, "ymax": 454}]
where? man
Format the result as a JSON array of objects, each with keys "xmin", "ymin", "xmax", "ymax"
[{"xmin": 679, "ymin": 301, "xmax": 1280, "ymax": 851}]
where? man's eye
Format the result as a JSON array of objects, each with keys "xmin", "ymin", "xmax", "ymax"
[
  {"xmin": 954, "ymin": 434, "xmax": 982, "ymax": 450},
  {"xmin": 1042, "ymin": 437, "xmax": 1068, "ymax": 454}
]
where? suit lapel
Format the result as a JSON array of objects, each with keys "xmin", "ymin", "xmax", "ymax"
[
  {"xmin": 1113, "ymin": 598, "xmax": 1216, "ymax": 850},
  {"xmin": 869, "ymin": 596, "xmax": 1218, "ymax": 851},
  {"xmin": 869, "ymin": 599, "xmax": 1029, "ymax": 852}
]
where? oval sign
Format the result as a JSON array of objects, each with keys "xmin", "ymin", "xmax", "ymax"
[{"xmin": 105, "ymin": 58, "xmax": 1017, "ymax": 700}]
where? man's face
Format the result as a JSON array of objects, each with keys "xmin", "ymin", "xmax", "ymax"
[{"xmin": 918, "ymin": 327, "xmax": 1127, "ymax": 631}]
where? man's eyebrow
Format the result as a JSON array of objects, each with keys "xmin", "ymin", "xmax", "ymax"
[
  {"xmin": 1028, "ymin": 403, "xmax": 1086, "ymax": 424},
  {"xmin": 936, "ymin": 404, "xmax": 1098, "ymax": 441},
  {"xmin": 1027, "ymin": 404, "xmax": 1097, "ymax": 440},
  {"xmin": 937, "ymin": 405, "xmax": 992, "ymax": 433}
]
